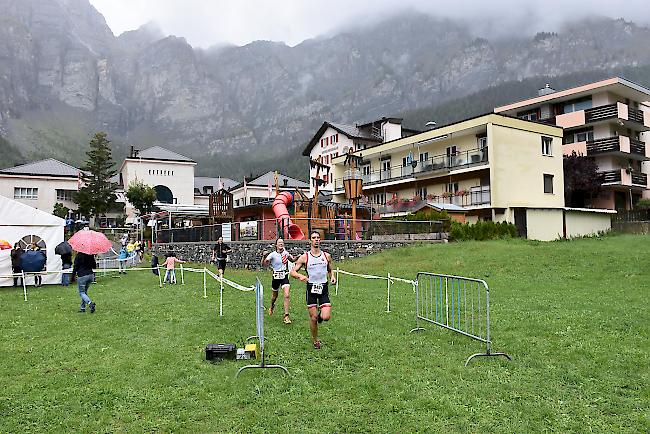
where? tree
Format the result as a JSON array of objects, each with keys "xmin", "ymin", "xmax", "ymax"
[
  {"xmin": 53, "ymin": 202, "xmax": 69, "ymax": 219},
  {"xmin": 563, "ymin": 151, "xmax": 601, "ymax": 207},
  {"xmin": 126, "ymin": 180, "xmax": 157, "ymax": 216},
  {"xmin": 74, "ymin": 132, "xmax": 118, "ymax": 219}
]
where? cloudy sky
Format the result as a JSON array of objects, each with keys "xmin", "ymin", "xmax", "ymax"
[{"xmin": 89, "ymin": 0, "xmax": 650, "ymax": 48}]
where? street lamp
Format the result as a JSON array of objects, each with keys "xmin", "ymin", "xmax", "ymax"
[{"xmin": 343, "ymin": 150, "xmax": 363, "ymax": 240}]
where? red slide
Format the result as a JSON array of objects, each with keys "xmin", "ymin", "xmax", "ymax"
[{"xmin": 272, "ymin": 191, "xmax": 304, "ymax": 240}]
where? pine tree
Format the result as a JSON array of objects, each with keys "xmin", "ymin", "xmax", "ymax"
[{"xmin": 74, "ymin": 132, "xmax": 118, "ymax": 219}]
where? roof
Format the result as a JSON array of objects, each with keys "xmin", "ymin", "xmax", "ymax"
[
  {"xmin": 131, "ymin": 146, "xmax": 195, "ymax": 163},
  {"xmin": 0, "ymin": 194, "xmax": 65, "ymax": 226},
  {"xmin": 194, "ymin": 176, "xmax": 238, "ymax": 194},
  {"xmin": 302, "ymin": 121, "xmax": 382, "ymax": 156},
  {"xmin": 0, "ymin": 158, "xmax": 80, "ymax": 177},
  {"xmin": 233, "ymin": 171, "xmax": 309, "ymax": 190},
  {"xmin": 494, "ymin": 77, "xmax": 650, "ymax": 113},
  {"xmin": 424, "ymin": 203, "xmax": 468, "ymax": 213}
]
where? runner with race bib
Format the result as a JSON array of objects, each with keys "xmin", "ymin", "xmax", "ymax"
[
  {"xmin": 261, "ymin": 238, "xmax": 297, "ymax": 324},
  {"xmin": 290, "ymin": 231, "xmax": 336, "ymax": 350}
]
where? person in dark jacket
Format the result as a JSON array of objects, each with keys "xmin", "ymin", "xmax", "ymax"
[
  {"xmin": 10, "ymin": 243, "xmax": 24, "ymax": 287},
  {"xmin": 71, "ymin": 252, "xmax": 97, "ymax": 313},
  {"xmin": 32, "ymin": 245, "xmax": 46, "ymax": 287},
  {"xmin": 60, "ymin": 251, "xmax": 73, "ymax": 286}
]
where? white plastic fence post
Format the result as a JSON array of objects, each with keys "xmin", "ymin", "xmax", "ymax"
[
  {"xmin": 22, "ymin": 271, "xmax": 27, "ymax": 302},
  {"xmin": 219, "ymin": 276, "xmax": 223, "ymax": 317},
  {"xmin": 335, "ymin": 267, "xmax": 339, "ymax": 295},
  {"xmin": 181, "ymin": 264, "xmax": 185, "ymax": 285},
  {"xmin": 386, "ymin": 272, "xmax": 391, "ymax": 313},
  {"xmin": 158, "ymin": 267, "xmax": 162, "ymax": 288},
  {"xmin": 203, "ymin": 268, "xmax": 207, "ymax": 298}
]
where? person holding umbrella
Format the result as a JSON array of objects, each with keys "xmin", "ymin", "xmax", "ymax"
[
  {"xmin": 55, "ymin": 240, "xmax": 73, "ymax": 286},
  {"xmin": 68, "ymin": 229, "xmax": 112, "ymax": 313},
  {"xmin": 9, "ymin": 242, "xmax": 23, "ymax": 287}
]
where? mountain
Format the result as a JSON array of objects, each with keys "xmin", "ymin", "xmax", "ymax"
[{"xmin": 1, "ymin": 0, "xmax": 650, "ymax": 179}]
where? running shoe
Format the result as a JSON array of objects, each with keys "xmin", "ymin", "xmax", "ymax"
[
  {"xmin": 268, "ymin": 305, "xmax": 274, "ymax": 316},
  {"xmin": 313, "ymin": 340, "xmax": 321, "ymax": 350},
  {"xmin": 89, "ymin": 302, "xmax": 96, "ymax": 313},
  {"xmin": 283, "ymin": 315, "xmax": 292, "ymax": 324}
]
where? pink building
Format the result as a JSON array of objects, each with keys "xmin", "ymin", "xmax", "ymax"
[{"xmin": 495, "ymin": 77, "xmax": 650, "ymax": 210}]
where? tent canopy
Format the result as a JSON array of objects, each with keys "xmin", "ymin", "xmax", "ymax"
[{"xmin": 0, "ymin": 195, "xmax": 65, "ymax": 226}]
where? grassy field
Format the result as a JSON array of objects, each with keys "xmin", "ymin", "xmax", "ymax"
[{"xmin": 1, "ymin": 235, "xmax": 648, "ymax": 433}]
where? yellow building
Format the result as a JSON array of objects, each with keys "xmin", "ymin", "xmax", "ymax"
[{"xmin": 329, "ymin": 113, "xmax": 600, "ymax": 240}]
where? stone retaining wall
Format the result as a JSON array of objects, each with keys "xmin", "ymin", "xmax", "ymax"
[
  {"xmin": 612, "ymin": 221, "xmax": 650, "ymax": 235},
  {"xmin": 152, "ymin": 240, "xmax": 439, "ymax": 270}
]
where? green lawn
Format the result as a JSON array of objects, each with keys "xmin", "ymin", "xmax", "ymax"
[{"xmin": 1, "ymin": 235, "xmax": 648, "ymax": 433}]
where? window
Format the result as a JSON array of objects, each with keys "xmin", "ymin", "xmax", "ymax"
[
  {"xmin": 362, "ymin": 164, "xmax": 371, "ymax": 176},
  {"xmin": 56, "ymin": 189, "xmax": 74, "ymax": 201},
  {"xmin": 518, "ymin": 109, "xmax": 539, "ymax": 121},
  {"xmin": 419, "ymin": 152, "xmax": 429, "ymax": 162},
  {"xmin": 14, "ymin": 187, "xmax": 38, "ymax": 199},
  {"xmin": 477, "ymin": 135, "xmax": 487, "ymax": 150},
  {"xmin": 563, "ymin": 127, "xmax": 594, "ymax": 144},
  {"xmin": 446, "ymin": 146, "xmax": 457, "ymax": 166},
  {"xmin": 563, "ymin": 97, "xmax": 592, "ymax": 114},
  {"xmin": 373, "ymin": 193, "xmax": 385, "ymax": 205},
  {"xmin": 335, "ymin": 134, "xmax": 339, "ymax": 143},
  {"xmin": 541, "ymin": 137, "xmax": 553, "ymax": 156},
  {"xmin": 446, "ymin": 183, "xmax": 459, "ymax": 194},
  {"xmin": 320, "ymin": 139, "xmax": 324, "ymax": 147},
  {"xmin": 417, "ymin": 186, "xmax": 428, "ymax": 199},
  {"xmin": 544, "ymin": 174, "xmax": 554, "ymax": 194},
  {"xmin": 382, "ymin": 159, "xmax": 391, "ymax": 172},
  {"xmin": 323, "ymin": 174, "xmax": 328, "ymax": 183}
]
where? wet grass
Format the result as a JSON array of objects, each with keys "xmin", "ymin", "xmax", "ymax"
[{"xmin": 0, "ymin": 234, "xmax": 648, "ymax": 433}]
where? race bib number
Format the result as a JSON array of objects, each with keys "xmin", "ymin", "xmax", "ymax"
[
  {"xmin": 310, "ymin": 283, "xmax": 323, "ymax": 295},
  {"xmin": 273, "ymin": 270, "xmax": 286, "ymax": 280}
]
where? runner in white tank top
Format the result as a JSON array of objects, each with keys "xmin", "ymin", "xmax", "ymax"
[
  {"xmin": 290, "ymin": 231, "xmax": 336, "ymax": 350},
  {"xmin": 261, "ymin": 238, "xmax": 296, "ymax": 324}
]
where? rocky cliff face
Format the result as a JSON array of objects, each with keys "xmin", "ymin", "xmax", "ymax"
[{"xmin": 1, "ymin": 0, "xmax": 650, "ymax": 176}]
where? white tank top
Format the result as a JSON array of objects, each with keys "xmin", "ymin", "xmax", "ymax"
[
  {"xmin": 306, "ymin": 251, "xmax": 328, "ymax": 284},
  {"xmin": 266, "ymin": 250, "xmax": 289, "ymax": 272}
]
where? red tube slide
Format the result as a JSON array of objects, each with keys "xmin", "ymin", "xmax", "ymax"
[{"xmin": 272, "ymin": 191, "xmax": 304, "ymax": 240}]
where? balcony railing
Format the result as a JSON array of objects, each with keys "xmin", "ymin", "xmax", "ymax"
[
  {"xmin": 585, "ymin": 103, "xmax": 646, "ymax": 126},
  {"xmin": 630, "ymin": 138, "xmax": 646, "ymax": 156},
  {"xmin": 376, "ymin": 186, "xmax": 491, "ymax": 214},
  {"xmin": 598, "ymin": 170, "xmax": 622, "ymax": 184},
  {"xmin": 585, "ymin": 104, "xmax": 618, "ymax": 123},
  {"xmin": 632, "ymin": 172, "xmax": 648, "ymax": 186},
  {"xmin": 333, "ymin": 147, "xmax": 488, "ymax": 190}
]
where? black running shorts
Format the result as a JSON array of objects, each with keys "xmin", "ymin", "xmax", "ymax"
[
  {"xmin": 306, "ymin": 282, "xmax": 331, "ymax": 308},
  {"xmin": 271, "ymin": 276, "xmax": 290, "ymax": 291}
]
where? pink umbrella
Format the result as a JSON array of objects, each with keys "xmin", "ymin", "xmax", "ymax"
[{"xmin": 68, "ymin": 230, "xmax": 113, "ymax": 254}]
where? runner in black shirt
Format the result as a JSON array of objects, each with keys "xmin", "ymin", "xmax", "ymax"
[{"xmin": 211, "ymin": 236, "xmax": 232, "ymax": 278}]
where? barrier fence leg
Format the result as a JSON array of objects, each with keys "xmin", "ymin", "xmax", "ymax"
[
  {"xmin": 335, "ymin": 268, "xmax": 339, "ymax": 295},
  {"xmin": 386, "ymin": 272, "xmax": 391, "ymax": 313},
  {"xmin": 219, "ymin": 277, "xmax": 223, "ymax": 317},
  {"xmin": 158, "ymin": 268, "xmax": 162, "ymax": 288},
  {"xmin": 181, "ymin": 264, "xmax": 185, "ymax": 285},
  {"xmin": 22, "ymin": 271, "xmax": 27, "ymax": 302},
  {"xmin": 203, "ymin": 268, "xmax": 207, "ymax": 298},
  {"xmin": 410, "ymin": 280, "xmax": 424, "ymax": 333}
]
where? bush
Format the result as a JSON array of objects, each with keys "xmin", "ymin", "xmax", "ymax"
[
  {"xmin": 449, "ymin": 220, "xmax": 518, "ymax": 241},
  {"xmin": 636, "ymin": 199, "xmax": 650, "ymax": 209}
]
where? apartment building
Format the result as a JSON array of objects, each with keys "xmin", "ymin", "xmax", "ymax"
[
  {"xmin": 329, "ymin": 113, "xmax": 590, "ymax": 240},
  {"xmin": 0, "ymin": 159, "xmax": 81, "ymax": 214},
  {"xmin": 495, "ymin": 77, "xmax": 650, "ymax": 210},
  {"xmin": 303, "ymin": 118, "xmax": 419, "ymax": 196}
]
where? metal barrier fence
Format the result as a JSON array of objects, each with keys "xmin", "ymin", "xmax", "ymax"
[
  {"xmin": 236, "ymin": 278, "xmax": 289, "ymax": 377},
  {"xmin": 410, "ymin": 272, "xmax": 511, "ymax": 366},
  {"xmin": 155, "ymin": 218, "xmax": 445, "ymax": 243}
]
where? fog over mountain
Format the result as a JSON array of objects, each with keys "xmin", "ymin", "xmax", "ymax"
[{"xmin": 1, "ymin": 0, "xmax": 650, "ymax": 178}]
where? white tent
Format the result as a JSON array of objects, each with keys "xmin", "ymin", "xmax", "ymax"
[{"xmin": 0, "ymin": 194, "xmax": 65, "ymax": 287}]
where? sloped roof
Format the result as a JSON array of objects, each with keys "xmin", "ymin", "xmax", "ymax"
[
  {"xmin": 134, "ymin": 146, "xmax": 195, "ymax": 163},
  {"xmin": 302, "ymin": 121, "xmax": 382, "ymax": 156},
  {"xmin": 245, "ymin": 171, "xmax": 308, "ymax": 188},
  {"xmin": 194, "ymin": 176, "xmax": 238, "ymax": 194},
  {"xmin": 0, "ymin": 159, "xmax": 80, "ymax": 177}
]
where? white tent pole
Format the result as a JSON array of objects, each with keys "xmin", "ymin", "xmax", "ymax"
[{"xmin": 22, "ymin": 271, "xmax": 27, "ymax": 302}]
